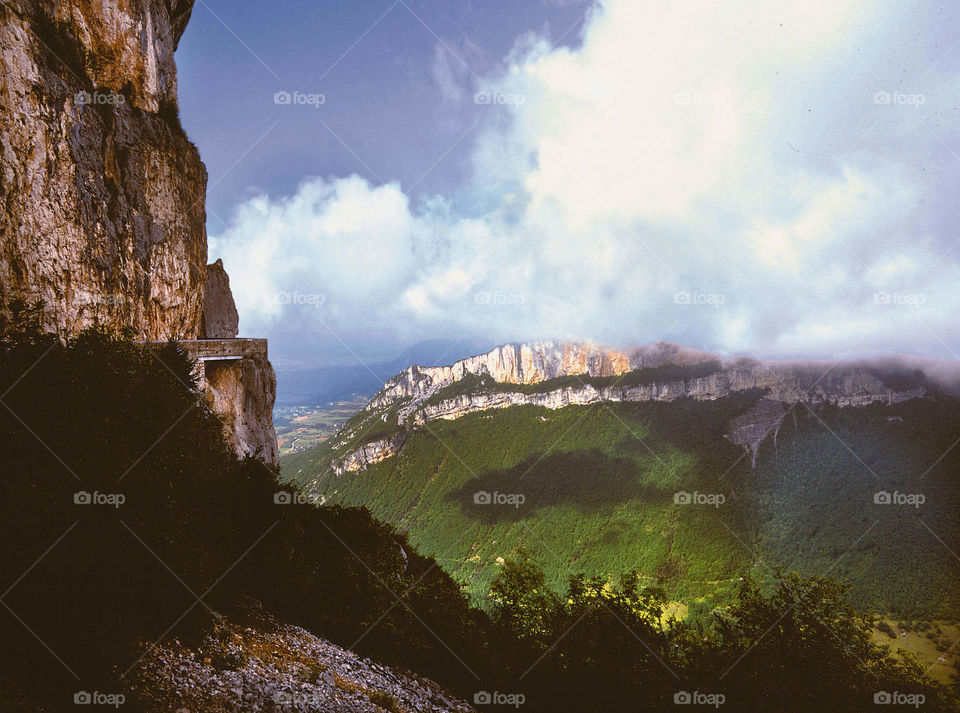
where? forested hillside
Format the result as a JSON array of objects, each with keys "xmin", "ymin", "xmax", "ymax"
[{"xmin": 284, "ymin": 382, "xmax": 960, "ymax": 620}]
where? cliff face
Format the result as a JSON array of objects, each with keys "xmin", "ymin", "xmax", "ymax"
[
  {"xmin": 332, "ymin": 342, "xmax": 935, "ymax": 473},
  {"xmin": 375, "ymin": 342, "xmax": 928, "ymax": 416},
  {"xmin": 369, "ymin": 341, "xmax": 634, "ymax": 408},
  {"xmin": 201, "ymin": 259, "xmax": 239, "ymax": 338},
  {"xmin": 196, "ymin": 264, "xmax": 273, "ymax": 464},
  {"xmin": 1, "ymin": 0, "xmax": 278, "ymax": 465},
  {"xmin": 0, "ymin": 0, "xmax": 205, "ymax": 338},
  {"xmin": 401, "ymin": 369, "xmax": 922, "ymax": 424},
  {"xmin": 335, "ymin": 431, "xmax": 408, "ymax": 474},
  {"xmin": 204, "ymin": 353, "xmax": 279, "ymax": 466}
]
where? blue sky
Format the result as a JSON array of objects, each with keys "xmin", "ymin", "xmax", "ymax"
[
  {"xmin": 175, "ymin": 0, "xmax": 960, "ymax": 367},
  {"xmin": 176, "ymin": 0, "xmax": 590, "ymax": 224}
]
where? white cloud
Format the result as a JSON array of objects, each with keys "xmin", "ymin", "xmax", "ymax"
[{"xmin": 211, "ymin": 0, "xmax": 960, "ymax": 361}]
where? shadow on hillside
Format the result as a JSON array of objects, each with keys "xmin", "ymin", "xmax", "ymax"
[{"xmin": 445, "ymin": 449, "xmax": 672, "ymax": 523}]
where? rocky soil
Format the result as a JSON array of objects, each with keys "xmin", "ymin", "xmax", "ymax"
[{"xmin": 126, "ymin": 604, "xmax": 475, "ymax": 713}]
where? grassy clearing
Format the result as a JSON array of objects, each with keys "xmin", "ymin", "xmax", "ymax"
[{"xmin": 872, "ymin": 619, "xmax": 960, "ymax": 686}]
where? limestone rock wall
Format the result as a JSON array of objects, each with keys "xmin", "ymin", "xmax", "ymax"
[
  {"xmin": 201, "ymin": 259, "xmax": 239, "ymax": 338},
  {"xmin": 370, "ymin": 341, "xmax": 633, "ymax": 408},
  {"xmin": 203, "ymin": 353, "xmax": 279, "ymax": 467},
  {"xmin": 339, "ymin": 342, "xmax": 933, "ymax": 473},
  {"xmin": 373, "ymin": 342, "xmax": 928, "ymax": 416},
  {"xmin": 1, "ymin": 0, "xmax": 279, "ymax": 466},
  {"xmin": 0, "ymin": 0, "xmax": 206, "ymax": 339},
  {"xmin": 397, "ymin": 363, "xmax": 923, "ymax": 425},
  {"xmin": 371, "ymin": 341, "xmax": 723, "ymax": 410},
  {"xmin": 333, "ymin": 431, "xmax": 408, "ymax": 475}
]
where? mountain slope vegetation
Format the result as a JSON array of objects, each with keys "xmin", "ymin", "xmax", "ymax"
[
  {"xmin": 283, "ymin": 377, "xmax": 960, "ymax": 621},
  {"xmin": 0, "ymin": 303, "xmax": 488, "ymax": 710}
]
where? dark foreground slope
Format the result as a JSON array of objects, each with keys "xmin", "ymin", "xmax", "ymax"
[
  {"xmin": 2, "ymin": 311, "xmax": 956, "ymax": 712},
  {"xmin": 0, "ymin": 306, "xmax": 487, "ymax": 711}
]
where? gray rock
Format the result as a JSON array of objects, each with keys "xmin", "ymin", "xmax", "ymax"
[
  {"xmin": 0, "ymin": 0, "xmax": 207, "ymax": 339},
  {"xmin": 201, "ymin": 260, "xmax": 239, "ymax": 338},
  {"xmin": 203, "ymin": 352, "xmax": 279, "ymax": 466},
  {"xmin": 332, "ymin": 341, "xmax": 939, "ymax": 473},
  {"xmin": 125, "ymin": 609, "xmax": 477, "ymax": 711}
]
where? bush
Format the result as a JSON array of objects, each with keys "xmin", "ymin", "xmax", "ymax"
[
  {"xmin": 368, "ymin": 690, "xmax": 400, "ymax": 711},
  {"xmin": 487, "ymin": 558, "xmax": 959, "ymax": 712},
  {"xmin": 877, "ymin": 621, "xmax": 897, "ymax": 639}
]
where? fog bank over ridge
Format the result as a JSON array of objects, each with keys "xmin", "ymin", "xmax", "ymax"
[{"xmin": 390, "ymin": 340, "xmax": 960, "ymax": 396}]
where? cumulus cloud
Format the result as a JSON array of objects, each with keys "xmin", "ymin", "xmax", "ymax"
[{"xmin": 211, "ymin": 0, "xmax": 960, "ymax": 362}]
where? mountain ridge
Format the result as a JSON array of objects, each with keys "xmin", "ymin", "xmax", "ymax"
[{"xmin": 324, "ymin": 340, "xmax": 955, "ymax": 475}]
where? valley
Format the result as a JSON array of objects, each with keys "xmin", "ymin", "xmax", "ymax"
[
  {"xmin": 282, "ymin": 343, "xmax": 960, "ymax": 625},
  {"xmin": 276, "ymin": 396, "xmax": 370, "ymax": 456},
  {"xmin": 871, "ymin": 619, "xmax": 960, "ymax": 686}
]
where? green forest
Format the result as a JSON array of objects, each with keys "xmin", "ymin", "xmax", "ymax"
[{"xmin": 284, "ymin": 376, "xmax": 960, "ymax": 621}]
